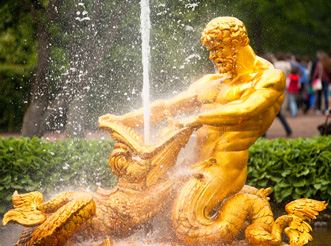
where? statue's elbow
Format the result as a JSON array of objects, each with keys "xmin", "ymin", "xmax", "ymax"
[
  {"xmin": 272, "ymin": 69, "xmax": 286, "ymax": 91},
  {"xmin": 279, "ymin": 72, "xmax": 286, "ymax": 91}
]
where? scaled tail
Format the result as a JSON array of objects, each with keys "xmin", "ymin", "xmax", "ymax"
[{"xmin": 284, "ymin": 198, "xmax": 327, "ymax": 246}]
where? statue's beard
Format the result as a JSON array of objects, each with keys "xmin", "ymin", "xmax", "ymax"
[{"xmin": 215, "ymin": 56, "xmax": 236, "ymax": 74}]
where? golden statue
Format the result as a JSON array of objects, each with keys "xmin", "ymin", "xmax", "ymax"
[{"xmin": 3, "ymin": 17, "xmax": 327, "ymax": 246}]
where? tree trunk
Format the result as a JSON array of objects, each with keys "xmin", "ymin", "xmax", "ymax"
[
  {"xmin": 22, "ymin": 11, "xmax": 50, "ymax": 137},
  {"xmin": 64, "ymin": 1, "xmax": 133, "ymax": 138}
]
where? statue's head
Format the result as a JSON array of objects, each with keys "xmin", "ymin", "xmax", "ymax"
[{"xmin": 201, "ymin": 17, "xmax": 249, "ymax": 74}]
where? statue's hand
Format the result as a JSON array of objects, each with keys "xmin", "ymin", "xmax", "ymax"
[
  {"xmin": 174, "ymin": 117, "xmax": 202, "ymax": 129},
  {"xmin": 165, "ymin": 116, "xmax": 199, "ymax": 130},
  {"xmin": 98, "ymin": 114, "xmax": 120, "ymax": 124}
]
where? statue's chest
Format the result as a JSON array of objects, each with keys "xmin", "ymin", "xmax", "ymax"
[{"xmin": 216, "ymin": 81, "xmax": 253, "ymax": 104}]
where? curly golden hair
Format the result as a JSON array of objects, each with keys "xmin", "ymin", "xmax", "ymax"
[{"xmin": 201, "ymin": 17, "xmax": 249, "ymax": 48}]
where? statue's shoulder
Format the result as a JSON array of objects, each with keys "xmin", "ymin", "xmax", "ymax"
[
  {"xmin": 254, "ymin": 68, "xmax": 286, "ymax": 91},
  {"xmin": 255, "ymin": 56, "xmax": 285, "ymax": 81},
  {"xmin": 262, "ymin": 68, "xmax": 286, "ymax": 80}
]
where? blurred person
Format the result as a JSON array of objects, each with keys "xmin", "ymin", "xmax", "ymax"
[
  {"xmin": 299, "ymin": 56, "xmax": 313, "ymax": 113},
  {"xmin": 275, "ymin": 112, "xmax": 292, "ymax": 137},
  {"xmin": 301, "ymin": 56, "xmax": 313, "ymax": 75},
  {"xmin": 274, "ymin": 53, "xmax": 291, "ymax": 114},
  {"xmin": 285, "ymin": 53, "xmax": 301, "ymax": 73},
  {"xmin": 310, "ymin": 55, "xmax": 319, "ymax": 110},
  {"xmin": 274, "ymin": 53, "xmax": 292, "ymax": 77},
  {"xmin": 288, "ymin": 66, "xmax": 300, "ymax": 117},
  {"xmin": 296, "ymin": 56, "xmax": 309, "ymax": 88},
  {"xmin": 319, "ymin": 52, "xmax": 331, "ymax": 111},
  {"xmin": 286, "ymin": 53, "xmax": 310, "ymax": 112},
  {"xmin": 319, "ymin": 51, "xmax": 331, "ymax": 74},
  {"xmin": 264, "ymin": 53, "xmax": 292, "ymax": 137},
  {"xmin": 312, "ymin": 51, "xmax": 330, "ymax": 115},
  {"xmin": 291, "ymin": 55, "xmax": 309, "ymax": 112}
]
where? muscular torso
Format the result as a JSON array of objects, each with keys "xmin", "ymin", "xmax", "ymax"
[{"xmin": 192, "ymin": 70, "xmax": 283, "ymax": 163}]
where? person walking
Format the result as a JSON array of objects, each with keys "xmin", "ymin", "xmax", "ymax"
[
  {"xmin": 267, "ymin": 53, "xmax": 292, "ymax": 136},
  {"xmin": 288, "ymin": 67, "xmax": 300, "ymax": 117},
  {"xmin": 312, "ymin": 51, "xmax": 330, "ymax": 115}
]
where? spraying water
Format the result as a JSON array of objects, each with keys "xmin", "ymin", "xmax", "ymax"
[{"xmin": 140, "ymin": 0, "xmax": 151, "ymax": 145}]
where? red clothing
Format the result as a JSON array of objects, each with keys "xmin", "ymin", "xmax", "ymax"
[{"xmin": 288, "ymin": 74, "xmax": 300, "ymax": 93}]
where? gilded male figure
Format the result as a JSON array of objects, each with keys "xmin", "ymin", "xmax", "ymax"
[{"xmin": 100, "ymin": 16, "xmax": 285, "ymax": 216}]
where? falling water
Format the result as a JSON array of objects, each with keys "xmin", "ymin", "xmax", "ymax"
[{"xmin": 140, "ymin": 0, "xmax": 151, "ymax": 145}]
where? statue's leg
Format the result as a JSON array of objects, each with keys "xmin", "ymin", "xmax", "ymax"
[
  {"xmin": 172, "ymin": 153, "xmax": 263, "ymax": 245},
  {"xmin": 190, "ymin": 150, "xmax": 248, "ymax": 217},
  {"xmin": 172, "ymin": 150, "xmax": 248, "ymax": 220}
]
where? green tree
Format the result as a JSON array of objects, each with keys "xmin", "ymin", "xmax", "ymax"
[
  {"xmin": 21, "ymin": 0, "xmax": 139, "ymax": 138},
  {"xmin": 0, "ymin": 1, "xmax": 37, "ymax": 132},
  {"xmin": 21, "ymin": 0, "xmax": 63, "ymax": 137},
  {"xmin": 46, "ymin": 0, "xmax": 137, "ymax": 138}
]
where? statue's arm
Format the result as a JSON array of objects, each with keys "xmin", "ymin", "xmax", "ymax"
[
  {"xmin": 115, "ymin": 99, "xmax": 168, "ymax": 127},
  {"xmin": 100, "ymin": 74, "xmax": 223, "ymax": 128},
  {"xmin": 192, "ymin": 69, "xmax": 286, "ymax": 126},
  {"xmin": 164, "ymin": 74, "xmax": 226, "ymax": 117},
  {"xmin": 116, "ymin": 91, "xmax": 200, "ymax": 127},
  {"xmin": 102, "ymin": 87, "xmax": 201, "ymax": 128},
  {"xmin": 99, "ymin": 101, "xmax": 167, "ymax": 128}
]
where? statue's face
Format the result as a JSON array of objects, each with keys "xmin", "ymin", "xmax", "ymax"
[{"xmin": 207, "ymin": 40, "xmax": 236, "ymax": 74}]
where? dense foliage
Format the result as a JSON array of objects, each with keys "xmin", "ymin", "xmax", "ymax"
[
  {"xmin": 247, "ymin": 136, "xmax": 331, "ymax": 205},
  {"xmin": 1, "ymin": 136, "xmax": 330, "ymax": 215},
  {"xmin": 0, "ymin": 137, "xmax": 116, "ymax": 214}
]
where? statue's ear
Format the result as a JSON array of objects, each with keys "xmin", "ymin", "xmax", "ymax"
[{"xmin": 231, "ymin": 39, "xmax": 240, "ymax": 48}]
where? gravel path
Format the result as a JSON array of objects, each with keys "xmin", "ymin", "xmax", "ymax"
[{"xmin": 265, "ymin": 111, "xmax": 328, "ymax": 139}]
